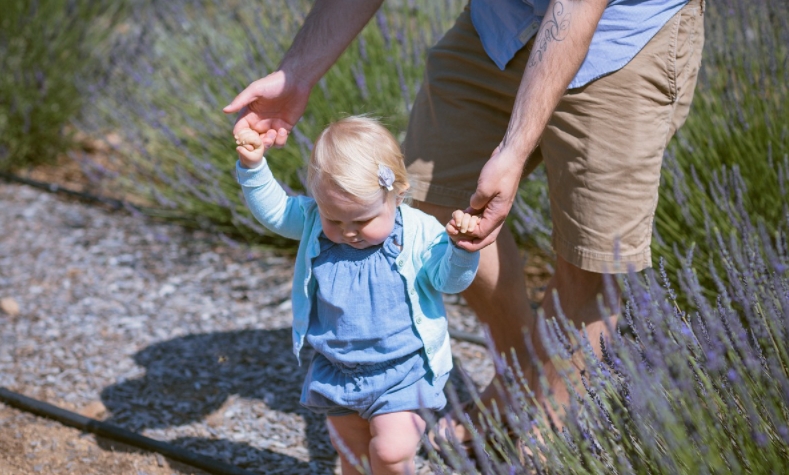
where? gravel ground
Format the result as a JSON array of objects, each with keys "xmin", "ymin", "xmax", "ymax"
[{"xmin": 0, "ymin": 182, "xmax": 503, "ymax": 474}]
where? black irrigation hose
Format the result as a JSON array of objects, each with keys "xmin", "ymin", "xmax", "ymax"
[
  {"xmin": 448, "ymin": 328, "xmax": 487, "ymax": 346},
  {"xmin": 0, "ymin": 387, "xmax": 260, "ymax": 475}
]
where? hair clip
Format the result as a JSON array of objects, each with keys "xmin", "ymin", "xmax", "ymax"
[{"xmin": 378, "ymin": 164, "xmax": 395, "ymax": 191}]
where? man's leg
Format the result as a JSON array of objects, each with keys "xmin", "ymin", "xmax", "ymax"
[
  {"xmin": 418, "ymin": 201, "xmax": 617, "ymax": 431},
  {"xmin": 402, "ymin": 7, "xmax": 540, "ymax": 402},
  {"xmin": 409, "ymin": 0, "xmax": 704, "ymax": 442},
  {"xmin": 537, "ymin": 255, "xmax": 619, "ymax": 423},
  {"xmin": 536, "ymin": 0, "xmax": 705, "ymax": 422},
  {"xmin": 414, "ymin": 202, "xmax": 535, "ymax": 387}
]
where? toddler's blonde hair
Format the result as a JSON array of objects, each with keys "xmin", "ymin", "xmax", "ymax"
[{"xmin": 308, "ymin": 116, "xmax": 409, "ymax": 206}]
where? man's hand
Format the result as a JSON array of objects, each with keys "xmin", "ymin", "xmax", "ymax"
[
  {"xmin": 235, "ymin": 128, "xmax": 278, "ymax": 169},
  {"xmin": 222, "ymin": 0, "xmax": 384, "ymax": 151},
  {"xmin": 223, "ymin": 70, "xmax": 310, "ymax": 148},
  {"xmin": 455, "ymin": 145, "xmax": 523, "ymax": 252},
  {"xmin": 446, "ymin": 209, "xmax": 481, "ymax": 245}
]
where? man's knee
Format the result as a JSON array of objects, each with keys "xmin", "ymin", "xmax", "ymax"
[{"xmin": 554, "ymin": 254, "xmax": 605, "ymax": 287}]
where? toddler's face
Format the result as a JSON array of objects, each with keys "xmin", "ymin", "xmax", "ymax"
[{"xmin": 317, "ymin": 185, "xmax": 397, "ymax": 249}]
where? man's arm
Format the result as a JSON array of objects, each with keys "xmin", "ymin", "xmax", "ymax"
[
  {"xmin": 223, "ymin": 0, "xmax": 385, "ymax": 143},
  {"xmin": 457, "ymin": 0, "xmax": 607, "ymax": 252},
  {"xmin": 277, "ymin": 0, "xmax": 385, "ymax": 91}
]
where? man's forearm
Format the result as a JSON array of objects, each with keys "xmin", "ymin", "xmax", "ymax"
[
  {"xmin": 279, "ymin": 0, "xmax": 385, "ymax": 90},
  {"xmin": 502, "ymin": 0, "xmax": 607, "ymax": 165}
]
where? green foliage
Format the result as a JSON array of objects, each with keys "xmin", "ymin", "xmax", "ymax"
[
  {"xmin": 429, "ymin": 205, "xmax": 789, "ymax": 473},
  {"xmin": 0, "ymin": 0, "xmax": 123, "ymax": 171},
  {"xmin": 7, "ymin": 1, "xmax": 789, "ymax": 472},
  {"xmin": 79, "ymin": 0, "xmax": 464, "ymax": 242},
  {"xmin": 654, "ymin": 0, "xmax": 789, "ymax": 289}
]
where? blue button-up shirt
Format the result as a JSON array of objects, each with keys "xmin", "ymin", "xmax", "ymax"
[{"xmin": 470, "ymin": 0, "xmax": 688, "ymax": 88}]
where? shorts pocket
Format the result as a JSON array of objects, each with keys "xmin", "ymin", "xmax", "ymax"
[{"xmin": 668, "ymin": 4, "xmax": 702, "ymax": 102}]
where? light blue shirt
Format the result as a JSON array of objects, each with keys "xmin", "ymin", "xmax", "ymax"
[
  {"xmin": 308, "ymin": 210, "xmax": 423, "ymax": 366},
  {"xmin": 236, "ymin": 160, "xmax": 480, "ymax": 381},
  {"xmin": 470, "ymin": 0, "xmax": 688, "ymax": 88}
]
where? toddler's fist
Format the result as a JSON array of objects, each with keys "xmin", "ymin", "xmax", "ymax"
[
  {"xmin": 446, "ymin": 210, "xmax": 480, "ymax": 244},
  {"xmin": 235, "ymin": 128, "xmax": 277, "ymax": 168}
]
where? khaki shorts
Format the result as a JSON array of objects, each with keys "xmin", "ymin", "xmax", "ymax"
[{"xmin": 403, "ymin": 0, "xmax": 705, "ymax": 273}]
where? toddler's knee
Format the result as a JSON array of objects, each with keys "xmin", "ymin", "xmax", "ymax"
[{"xmin": 369, "ymin": 436, "xmax": 416, "ymax": 467}]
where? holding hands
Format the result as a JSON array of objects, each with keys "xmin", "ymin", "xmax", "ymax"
[
  {"xmin": 223, "ymin": 70, "xmax": 309, "ymax": 148},
  {"xmin": 455, "ymin": 143, "xmax": 523, "ymax": 251},
  {"xmin": 235, "ymin": 128, "xmax": 279, "ymax": 169},
  {"xmin": 446, "ymin": 210, "xmax": 481, "ymax": 245},
  {"xmin": 441, "ymin": 144, "xmax": 523, "ymax": 251}
]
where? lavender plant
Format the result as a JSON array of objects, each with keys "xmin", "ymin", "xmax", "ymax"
[
  {"xmin": 58, "ymin": 1, "xmax": 789, "ymax": 472},
  {"xmin": 425, "ymin": 168, "xmax": 789, "ymax": 474},
  {"xmin": 0, "ymin": 0, "xmax": 124, "ymax": 172},
  {"xmin": 653, "ymin": 0, "xmax": 789, "ymax": 290},
  {"xmin": 78, "ymin": 0, "xmax": 464, "ymax": 241}
]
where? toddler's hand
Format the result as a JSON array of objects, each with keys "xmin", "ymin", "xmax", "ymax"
[
  {"xmin": 446, "ymin": 210, "xmax": 480, "ymax": 244},
  {"xmin": 235, "ymin": 128, "xmax": 278, "ymax": 168}
]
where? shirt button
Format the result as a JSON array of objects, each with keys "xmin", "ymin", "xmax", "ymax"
[
  {"xmin": 425, "ymin": 348, "xmax": 431, "ymax": 354},
  {"xmin": 397, "ymin": 259, "xmax": 404, "ymax": 267},
  {"xmin": 415, "ymin": 317, "xmax": 422, "ymax": 324},
  {"xmin": 409, "ymin": 288, "xmax": 416, "ymax": 296}
]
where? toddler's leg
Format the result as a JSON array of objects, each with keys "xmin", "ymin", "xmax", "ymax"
[
  {"xmin": 369, "ymin": 411, "xmax": 426, "ymax": 475},
  {"xmin": 327, "ymin": 414, "xmax": 371, "ymax": 475}
]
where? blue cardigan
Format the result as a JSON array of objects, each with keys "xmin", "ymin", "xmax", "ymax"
[{"xmin": 236, "ymin": 160, "xmax": 480, "ymax": 381}]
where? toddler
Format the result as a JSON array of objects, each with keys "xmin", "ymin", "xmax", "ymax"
[{"xmin": 234, "ymin": 116, "xmax": 480, "ymax": 475}]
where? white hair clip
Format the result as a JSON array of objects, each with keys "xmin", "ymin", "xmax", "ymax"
[{"xmin": 378, "ymin": 164, "xmax": 395, "ymax": 191}]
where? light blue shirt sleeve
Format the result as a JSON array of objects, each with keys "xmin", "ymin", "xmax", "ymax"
[
  {"xmin": 423, "ymin": 238, "xmax": 480, "ymax": 294},
  {"xmin": 470, "ymin": 0, "xmax": 542, "ymax": 70},
  {"xmin": 410, "ymin": 212, "xmax": 480, "ymax": 295},
  {"xmin": 235, "ymin": 160, "xmax": 308, "ymax": 240}
]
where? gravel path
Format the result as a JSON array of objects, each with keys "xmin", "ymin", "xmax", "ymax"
[{"xmin": 0, "ymin": 182, "xmax": 496, "ymax": 474}]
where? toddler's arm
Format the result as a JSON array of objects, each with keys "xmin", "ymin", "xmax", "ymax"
[
  {"xmin": 445, "ymin": 210, "xmax": 480, "ymax": 245},
  {"xmin": 235, "ymin": 128, "xmax": 309, "ymax": 240},
  {"xmin": 417, "ymin": 210, "xmax": 480, "ymax": 295}
]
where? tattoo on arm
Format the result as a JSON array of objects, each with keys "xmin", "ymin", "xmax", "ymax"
[{"xmin": 529, "ymin": 1, "xmax": 572, "ymax": 67}]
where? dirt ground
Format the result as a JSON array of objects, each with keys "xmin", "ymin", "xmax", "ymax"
[
  {"xmin": 0, "ymin": 404, "xmax": 212, "ymax": 475},
  {"xmin": 4, "ymin": 156, "xmax": 216, "ymax": 475},
  {"xmin": 1, "ymin": 156, "xmax": 553, "ymax": 475}
]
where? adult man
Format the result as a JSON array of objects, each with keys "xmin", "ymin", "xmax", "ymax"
[{"xmin": 224, "ymin": 0, "xmax": 705, "ymax": 446}]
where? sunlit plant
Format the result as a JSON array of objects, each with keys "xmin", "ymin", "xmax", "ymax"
[
  {"xmin": 426, "ymin": 167, "xmax": 789, "ymax": 473},
  {"xmin": 653, "ymin": 0, "xmax": 789, "ymax": 294},
  {"xmin": 0, "ymin": 0, "xmax": 123, "ymax": 172},
  {"xmin": 69, "ymin": 1, "xmax": 789, "ymax": 473},
  {"xmin": 79, "ymin": 0, "xmax": 464, "ymax": 241}
]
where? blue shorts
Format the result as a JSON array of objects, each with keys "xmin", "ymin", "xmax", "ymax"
[{"xmin": 300, "ymin": 350, "xmax": 449, "ymax": 420}]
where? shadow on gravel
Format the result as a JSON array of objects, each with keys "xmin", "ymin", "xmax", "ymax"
[{"xmin": 98, "ymin": 328, "xmax": 336, "ymax": 475}]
